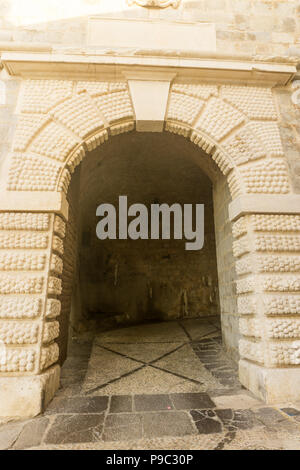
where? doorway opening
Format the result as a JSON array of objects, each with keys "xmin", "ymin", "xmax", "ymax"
[{"xmin": 56, "ymin": 131, "xmax": 240, "ymax": 396}]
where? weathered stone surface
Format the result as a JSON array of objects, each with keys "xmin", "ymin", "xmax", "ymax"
[
  {"xmin": 46, "ymin": 396, "xmax": 109, "ymax": 415},
  {"xmin": 0, "ymin": 0, "xmax": 300, "ymax": 420},
  {"xmin": 109, "ymin": 395, "xmax": 133, "ymax": 414},
  {"xmin": 44, "ymin": 414, "xmax": 104, "ymax": 444},
  {"xmin": 134, "ymin": 394, "xmax": 173, "ymax": 412},
  {"xmin": 0, "ymin": 366, "xmax": 60, "ymax": 419},
  {"xmin": 142, "ymin": 411, "xmax": 195, "ymax": 438},
  {"xmin": 12, "ymin": 418, "xmax": 49, "ymax": 450},
  {"xmin": 0, "ymin": 422, "xmax": 25, "ymax": 450},
  {"xmin": 170, "ymin": 393, "xmax": 216, "ymax": 410}
]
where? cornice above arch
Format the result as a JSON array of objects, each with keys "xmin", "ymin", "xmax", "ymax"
[{"xmin": 1, "ymin": 51, "xmax": 296, "ymax": 87}]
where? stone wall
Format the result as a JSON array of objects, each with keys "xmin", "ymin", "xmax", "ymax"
[
  {"xmin": 0, "ymin": 0, "xmax": 298, "ymax": 56},
  {"xmin": 275, "ymin": 85, "xmax": 300, "ymax": 194},
  {"xmin": 0, "ymin": 1, "xmax": 300, "ymax": 412},
  {"xmin": 0, "ymin": 69, "xmax": 19, "ymax": 180}
]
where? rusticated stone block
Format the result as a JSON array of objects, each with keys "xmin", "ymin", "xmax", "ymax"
[
  {"xmin": 45, "ymin": 299, "xmax": 61, "ymax": 319},
  {"xmin": 0, "ymin": 233, "xmax": 48, "ymax": 249},
  {"xmin": 48, "ymin": 277, "xmax": 62, "ymax": 295},
  {"xmin": 167, "ymin": 92, "xmax": 204, "ymax": 125},
  {"xmin": 0, "ymin": 253, "xmax": 47, "ymax": 271},
  {"xmin": 53, "ymin": 216, "xmax": 66, "ymax": 239},
  {"xmin": 196, "ymin": 97, "xmax": 245, "ymax": 141},
  {"xmin": 0, "ymin": 298, "xmax": 42, "ymax": 319},
  {"xmin": 21, "ymin": 80, "xmax": 73, "ymax": 114},
  {"xmin": 0, "ymin": 213, "xmax": 50, "ymax": 231},
  {"xmin": 264, "ymin": 295, "xmax": 300, "ymax": 315},
  {"xmin": 221, "ymin": 85, "xmax": 277, "ymax": 120},
  {"xmin": 0, "ymin": 348, "xmax": 36, "ymax": 373},
  {"xmin": 251, "ymin": 214, "xmax": 300, "ymax": 232},
  {"xmin": 0, "ymin": 321, "xmax": 39, "ymax": 345},
  {"xmin": 43, "ymin": 321, "xmax": 60, "ymax": 344},
  {"xmin": 0, "ymin": 276, "xmax": 44, "ymax": 294},
  {"xmin": 40, "ymin": 343, "xmax": 59, "ymax": 370}
]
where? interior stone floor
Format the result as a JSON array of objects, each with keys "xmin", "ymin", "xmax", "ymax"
[{"xmin": 1, "ymin": 316, "xmax": 300, "ymax": 450}]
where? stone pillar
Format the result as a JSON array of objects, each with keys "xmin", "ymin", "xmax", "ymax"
[
  {"xmin": 231, "ymin": 211, "xmax": 300, "ymax": 403},
  {"xmin": 0, "ymin": 211, "xmax": 66, "ymax": 418}
]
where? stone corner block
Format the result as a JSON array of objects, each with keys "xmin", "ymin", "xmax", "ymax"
[
  {"xmin": 0, "ymin": 365, "xmax": 60, "ymax": 419},
  {"xmin": 239, "ymin": 359, "xmax": 300, "ymax": 404}
]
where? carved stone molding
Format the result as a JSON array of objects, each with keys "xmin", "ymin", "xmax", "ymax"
[{"xmin": 127, "ymin": 0, "xmax": 181, "ymax": 8}]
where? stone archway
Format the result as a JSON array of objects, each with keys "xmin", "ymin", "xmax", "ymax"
[{"xmin": 0, "ymin": 75, "xmax": 300, "ymax": 418}]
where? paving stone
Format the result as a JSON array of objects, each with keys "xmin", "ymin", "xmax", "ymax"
[
  {"xmin": 109, "ymin": 395, "xmax": 133, "ymax": 413},
  {"xmin": 190, "ymin": 410, "xmax": 223, "ymax": 434},
  {"xmin": 103, "ymin": 414, "xmax": 143, "ymax": 442},
  {"xmin": 0, "ymin": 422, "xmax": 25, "ymax": 450},
  {"xmin": 195, "ymin": 418, "xmax": 223, "ymax": 434},
  {"xmin": 143, "ymin": 411, "xmax": 195, "ymax": 438},
  {"xmin": 255, "ymin": 407, "xmax": 300, "ymax": 434},
  {"xmin": 281, "ymin": 408, "xmax": 300, "ymax": 417},
  {"xmin": 197, "ymin": 339, "xmax": 215, "ymax": 344},
  {"xmin": 3, "ymin": 317, "xmax": 300, "ymax": 448},
  {"xmin": 213, "ymin": 394, "xmax": 263, "ymax": 409},
  {"xmin": 57, "ymin": 384, "xmax": 84, "ymax": 398},
  {"xmin": 202, "ymin": 363, "xmax": 225, "ymax": 370},
  {"xmin": 196, "ymin": 354, "xmax": 219, "ymax": 361},
  {"xmin": 45, "ymin": 396, "xmax": 109, "ymax": 414},
  {"xmin": 213, "ymin": 371, "xmax": 235, "ymax": 378},
  {"xmin": 215, "ymin": 409, "xmax": 259, "ymax": 431},
  {"xmin": 219, "ymin": 379, "xmax": 239, "ymax": 388},
  {"xmin": 254, "ymin": 407, "xmax": 292, "ymax": 428},
  {"xmin": 45, "ymin": 414, "xmax": 104, "ymax": 444},
  {"xmin": 134, "ymin": 394, "xmax": 173, "ymax": 412},
  {"xmin": 13, "ymin": 417, "xmax": 49, "ymax": 450},
  {"xmin": 170, "ymin": 393, "xmax": 216, "ymax": 410},
  {"xmin": 60, "ymin": 375, "xmax": 86, "ymax": 387},
  {"xmin": 105, "ymin": 413, "xmax": 142, "ymax": 428},
  {"xmin": 102, "ymin": 425, "xmax": 143, "ymax": 442}
]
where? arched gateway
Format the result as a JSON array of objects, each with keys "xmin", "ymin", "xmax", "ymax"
[{"xmin": 0, "ymin": 56, "xmax": 300, "ymax": 418}]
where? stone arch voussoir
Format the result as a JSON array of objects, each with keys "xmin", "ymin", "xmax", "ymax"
[{"xmin": 7, "ymin": 78, "xmax": 291, "ymax": 200}]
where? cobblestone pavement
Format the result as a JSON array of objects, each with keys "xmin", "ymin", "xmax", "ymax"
[{"xmin": 1, "ymin": 317, "xmax": 300, "ymax": 450}]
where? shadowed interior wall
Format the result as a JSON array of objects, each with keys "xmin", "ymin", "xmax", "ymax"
[
  {"xmin": 66, "ymin": 133, "xmax": 221, "ymax": 333},
  {"xmin": 213, "ymin": 173, "xmax": 239, "ymax": 361},
  {"xmin": 57, "ymin": 170, "xmax": 80, "ymax": 364}
]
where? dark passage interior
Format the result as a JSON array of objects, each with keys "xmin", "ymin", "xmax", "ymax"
[{"xmin": 57, "ymin": 132, "xmax": 228, "ymax": 364}]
